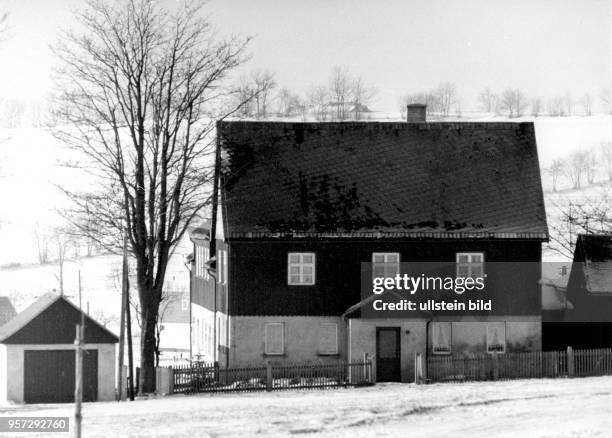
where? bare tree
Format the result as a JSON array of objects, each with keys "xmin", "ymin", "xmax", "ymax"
[
  {"xmin": 250, "ymin": 70, "xmax": 276, "ymax": 119},
  {"xmin": 530, "ymin": 97, "xmax": 543, "ymax": 117},
  {"xmin": 548, "ymin": 96, "xmax": 565, "ymax": 117},
  {"xmin": 584, "ymin": 148, "xmax": 598, "ymax": 185},
  {"xmin": 548, "ymin": 189, "xmax": 612, "ymax": 258},
  {"xmin": 329, "ymin": 66, "xmax": 351, "ymax": 120},
  {"xmin": 500, "ymin": 88, "xmax": 527, "ymax": 118},
  {"xmin": 477, "ymin": 88, "xmax": 498, "ymax": 113},
  {"xmin": 434, "ymin": 82, "xmax": 457, "ymax": 118},
  {"xmin": 307, "ymin": 85, "xmax": 329, "ymax": 121},
  {"xmin": 52, "ymin": 229, "xmax": 74, "ymax": 296},
  {"xmin": 601, "ymin": 86, "xmax": 612, "ymax": 114},
  {"xmin": 564, "ymin": 91, "xmax": 574, "ymax": 116},
  {"xmin": 351, "ymin": 76, "xmax": 375, "ymax": 120},
  {"xmin": 53, "ymin": 0, "xmax": 250, "ymax": 393},
  {"xmin": 33, "ymin": 223, "xmax": 50, "ymax": 264},
  {"xmin": 601, "ymin": 140, "xmax": 612, "ymax": 181},
  {"xmin": 564, "ymin": 151, "xmax": 588, "ymax": 189},
  {"xmin": 580, "ymin": 93, "xmax": 593, "ymax": 116},
  {"xmin": 547, "ymin": 159, "xmax": 564, "ymax": 192}
]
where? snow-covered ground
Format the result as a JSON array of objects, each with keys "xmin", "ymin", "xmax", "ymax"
[{"xmin": 2, "ymin": 376, "xmax": 611, "ymax": 437}]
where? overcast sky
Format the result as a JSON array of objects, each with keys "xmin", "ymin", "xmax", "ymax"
[{"xmin": 0, "ymin": 0, "xmax": 610, "ymax": 111}]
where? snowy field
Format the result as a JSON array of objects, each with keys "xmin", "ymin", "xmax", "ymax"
[{"xmin": 1, "ymin": 376, "xmax": 611, "ymax": 437}]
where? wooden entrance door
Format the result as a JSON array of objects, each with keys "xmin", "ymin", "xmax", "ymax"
[{"xmin": 376, "ymin": 327, "xmax": 401, "ymax": 382}]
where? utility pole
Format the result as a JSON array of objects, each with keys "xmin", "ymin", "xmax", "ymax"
[
  {"xmin": 116, "ymin": 232, "xmax": 128, "ymax": 401},
  {"xmin": 125, "ymin": 256, "xmax": 135, "ymax": 401},
  {"xmin": 74, "ymin": 323, "xmax": 84, "ymax": 438}
]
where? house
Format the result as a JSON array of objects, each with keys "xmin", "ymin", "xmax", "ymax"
[
  {"xmin": 157, "ymin": 234, "xmax": 192, "ymax": 361},
  {"xmin": 0, "ymin": 293, "xmax": 118, "ymax": 403},
  {"xmin": 190, "ymin": 104, "xmax": 548, "ymax": 381},
  {"xmin": 543, "ymin": 234, "xmax": 612, "ymax": 350}
]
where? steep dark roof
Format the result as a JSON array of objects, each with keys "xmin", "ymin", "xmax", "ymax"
[
  {"xmin": 0, "ymin": 297, "xmax": 17, "ymax": 327},
  {"xmin": 572, "ymin": 234, "xmax": 612, "ymax": 293},
  {"xmin": 0, "ymin": 293, "xmax": 118, "ymax": 344},
  {"xmin": 217, "ymin": 121, "xmax": 548, "ymax": 239}
]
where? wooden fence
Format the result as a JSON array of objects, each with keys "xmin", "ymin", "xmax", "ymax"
[
  {"xmin": 422, "ymin": 347, "xmax": 612, "ymax": 383},
  {"xmin": 169, "ymin": 360, "xmax": 373, "ymax": 394}
]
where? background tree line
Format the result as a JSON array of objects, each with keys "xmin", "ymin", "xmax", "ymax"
[{"xmin": 546, "ymin": 141, "xmax": 612, "ymax": 192}]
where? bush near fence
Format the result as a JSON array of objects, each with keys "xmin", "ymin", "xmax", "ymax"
[
  {"xmin": 167, "ymin": 360, "xmax": 373, "ymax": 394},
  {"xmin": 421, "ymin": 347, "xmax": 612, "ymax": 383}
]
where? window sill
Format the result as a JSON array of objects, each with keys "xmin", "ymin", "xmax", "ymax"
[
  {"xmin": 263, "ymin": 353, "xmax": 286, "ymax": 357},
  {"xmin": 317, "ymin": 352, "xmax": 339, "ymax": 357}
]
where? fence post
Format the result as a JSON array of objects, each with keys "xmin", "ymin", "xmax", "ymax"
[
  {"xmin": 567, "ymin": 346, "xmax": 574, "ymax": 378},
  {"xmin": 266, "ymin": 361, "xmax": 273, "ymax": 392},
  {"xmin": 492, "ymin": 353, "xmax": 499, "ymax": 380},
  {"xmin": 414, "ymin": 352, "xmax": 423, "ymax": 384},
  {"xmin": 214, "ymin": 361, "xmax": 220, "ymax": 384}
]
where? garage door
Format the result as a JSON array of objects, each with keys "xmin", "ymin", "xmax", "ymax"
[{"xmin": 24, "ymin": 350, "xmax": 98, "ymax": 403}]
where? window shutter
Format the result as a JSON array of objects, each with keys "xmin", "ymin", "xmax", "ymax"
[
  {"xmin": 265, "ymin": 323, "xmax": 284, "ymax": 355},
  {"xmin": 318, "ymin": 323, "xmax": 338, "ymax": 355}
]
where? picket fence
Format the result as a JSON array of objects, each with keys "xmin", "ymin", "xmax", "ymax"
[
  {"xmin": 167, "ymin": 360, "xmax": 373, "ymax": 394},
  {"xmin": 421, "ymin": 347, "xmax": 612, "ymax": 383}
]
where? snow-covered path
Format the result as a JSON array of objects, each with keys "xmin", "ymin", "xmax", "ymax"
[{"xmin": 1, "ymin": 376, "xmax": 611, "ymax": 437}]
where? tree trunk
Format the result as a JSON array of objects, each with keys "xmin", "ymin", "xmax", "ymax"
[{"xmin": 139, "ymin": 297, "xmax": 160, "ymax": 394}]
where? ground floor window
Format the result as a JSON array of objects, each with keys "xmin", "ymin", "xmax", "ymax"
[
  {"xmin": 486, "ymin": 322, "xmax": 506, "ymax": 353},
  {"xmin": 318, "ymin": 323, "xmax": 338, "ymax": 355},
  {"xmin": 432, "ymin": 322, "xmax": 452, "ymax": 355},
  {"xmin": 265, "ymin": 322, "xmax": 284, "ymax": 355}
]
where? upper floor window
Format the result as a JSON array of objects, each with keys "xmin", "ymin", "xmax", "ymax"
[
  {"xmin": 288, "ymin": 253, "xmax": 315, "ymax": 285},
  {"xmin": 456, "ymin": 252, "xmax": 484, "ymax": 278},
  {"xmin": 195, "ymin": 245, "xmax": 210, "ymax": 279},
  {"xmin": 217, "ymin": 249, "xmax": 228, "ymax": 284},
  {"xmin": 372, "ymin": 252, "xmax": 400, "ymax": 280}
]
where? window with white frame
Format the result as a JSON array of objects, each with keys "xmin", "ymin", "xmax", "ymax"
[
  {"xmin": 486, "ymin": 322, "xmax": 506, "ymax": 353},
  {"xmin": 217, "ymin": 249, "xmax": 228, "ymax": 284},
  {"xmin": 432, "ymin": 322, "xmax": 452, "ymax": 355},
  {"xmin": 372, "ymin": 253, "xmax": 400, "ymax": 280},
  {"xmin": 264, "ymin": 322, "xmax": 284, "ymax": 355},
  {"xmin": 195, "ymin": 245, "xmax": 210, "ymax": 279},
  {"xmin": 456, "ymin": 252, "xmax": 484, "ymax": 278},
  {"xmin": 318, "ymin": 323, "xmax": 338, "ymax": 355},
  {"xmin": 288, "ymin": 253, "xmax": 315, "ymax": 285}
]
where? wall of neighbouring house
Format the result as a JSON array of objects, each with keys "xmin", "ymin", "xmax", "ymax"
[
  {"xmin": 229, "ymin": 316, "xmax": 347, "ymax": 366},
  {"xmin": 0, "ymin": 343, "xmax": 115, "ymax": 403},
  {"xmin": 191, "ymin": 303, "xmax": 229, "ymax": 364}
]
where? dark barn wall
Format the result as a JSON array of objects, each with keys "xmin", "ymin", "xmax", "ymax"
[{"xmin": 227, "ymin": 239, "xmax": 542, "ymax": 316}]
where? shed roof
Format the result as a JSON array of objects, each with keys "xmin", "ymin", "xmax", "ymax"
[{"xmin": 0, "ymin": 293, "xmax": 118, "ymax": 344}]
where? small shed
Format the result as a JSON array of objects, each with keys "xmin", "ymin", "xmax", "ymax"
[{"xmin": 0, "ymin": 293, "xmax": 118, "ymax": 403}]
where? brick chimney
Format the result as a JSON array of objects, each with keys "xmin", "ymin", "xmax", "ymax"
[{"xmin": 407, "ymin": 104, "xmax": 427, "ymax": 122}]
